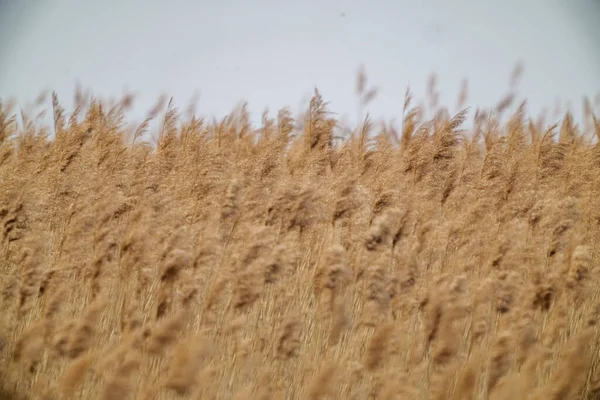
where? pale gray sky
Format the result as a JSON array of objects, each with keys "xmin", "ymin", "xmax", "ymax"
[{"xmin": 1, "ymin": 0, "xmax": 599, "ymax": 127}]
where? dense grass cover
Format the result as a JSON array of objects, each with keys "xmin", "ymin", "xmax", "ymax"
[{"xmin": 1, "ymin": 80, "xmax": 600, "ymax": 399}]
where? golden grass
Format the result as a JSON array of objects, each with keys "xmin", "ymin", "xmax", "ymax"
[{"xmin": 1, "ymin": 79, "xmax": 600, "ymax": 400}]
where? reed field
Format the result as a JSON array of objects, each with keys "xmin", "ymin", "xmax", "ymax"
[{"xmin": 1, "ymin": 72, "xmax": 600, "ymax": 399}]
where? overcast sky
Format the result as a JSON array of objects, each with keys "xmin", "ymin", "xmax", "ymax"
[{"xmin": 1, "ymin": 0, "xmax": 599, "ymax": 127}]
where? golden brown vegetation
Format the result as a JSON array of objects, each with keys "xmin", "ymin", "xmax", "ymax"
[{"xmin": 1, "ymin": 75, "xmax": 600, "ymax": 399}]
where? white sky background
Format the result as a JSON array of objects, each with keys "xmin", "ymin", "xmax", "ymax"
[{"xmin": 1, "ymin": 0, "xmax": 599, "ymax": 130}]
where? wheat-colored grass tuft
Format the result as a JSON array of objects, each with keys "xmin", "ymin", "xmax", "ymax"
[{"xmin": 2, "ymin": 84, "xmax": 600, "ymax": 400}]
